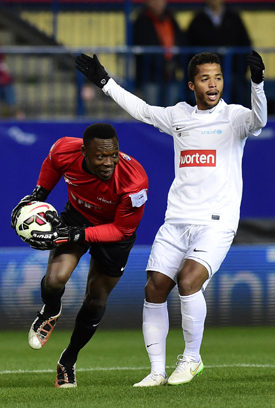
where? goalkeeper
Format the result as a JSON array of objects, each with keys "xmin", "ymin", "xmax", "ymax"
[
  {"xmin": 75, "ymin": 50, "xmax": 267, "ymax": 387},
  {"xmin": 11, "ymin": 123, "xmax": 148, "ymax": 388}
]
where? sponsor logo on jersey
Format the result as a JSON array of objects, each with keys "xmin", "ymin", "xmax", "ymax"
[
  {"xmin": 180, "ymin": 150, "xmax": 216, "ymax": 167},
  {"xmin": 201, "ymin": 129, "xmax": 222, "ymax": 134},
  {"xmin": 70, "ymin": 192, "xmax": 102, "ymax": 211},
  {"xmin": 97, "ymin": 197, "xmax": 117, "ymax": 205}
]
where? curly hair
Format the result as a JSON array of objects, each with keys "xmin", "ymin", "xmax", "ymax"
[
  {"xmin": 83, "ymin": 123, "xmax": 118, "ymax": 146},
  {"xmin": 188, "ymin": 53, "xmax": 222, "ymax": 83}
]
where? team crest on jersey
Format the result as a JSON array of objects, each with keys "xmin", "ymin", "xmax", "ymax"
[
  {"xmin": 175, "ymin": 125, "xmax": 189, "ymax": 137},
  {"xmin": 122, "ymin": 154, "xmax": 131, "ymax": 161},
  {"xmin": 180, "ymin": 150, "xmax": 216, "ymax": 167}
]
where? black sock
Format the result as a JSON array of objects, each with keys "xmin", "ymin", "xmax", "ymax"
[
  {"xmin": 41, "ymin": 276, "xmax": 65, "ymax": 316},
  {"xmin": 60, "ymin": 303, "xmax": 106, "ymax": 366}
]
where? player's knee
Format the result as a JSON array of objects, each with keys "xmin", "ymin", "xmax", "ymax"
[
  {"xmin": 84, "ymin": 297, "xmax": 106, "ymax": 315},
  {"xmin": 45, "ymin": 273, "xmax": 67, "ymax": 291},
  {"xmin": 84, "ymin": 292, "xmax": 108, "ymax": 311},
  {"xmin": 178, "ymin": 275, "xmax": 203, "ymax": 296},
  {"xmin": 178, "ymin": 259, "xmax": 209, "ymax": 295},
  {"xmin": 178, "ymin": 279, "xmax": 195, "ymax": 295},
  {"xmin": 144, "ymin": 277, "xmax": 168, "ymax": 303}
]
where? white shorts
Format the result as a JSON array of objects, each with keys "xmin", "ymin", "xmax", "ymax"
[{"xmin": 146, "ymin": 223, "xmax": 235, "ymax": 291}]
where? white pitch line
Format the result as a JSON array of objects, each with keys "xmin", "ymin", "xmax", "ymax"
[{"xmin": 1, "ymin": 364, "xmax": 275, "ymax": 375}]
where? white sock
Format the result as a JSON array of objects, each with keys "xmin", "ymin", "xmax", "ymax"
[
  {"xmin": 142, "ymin": 300, "xmax": 168, "ymax": 377},
  {"xmin": 180, "ymin": 291, "xmax": 207, "ymax": 362}
]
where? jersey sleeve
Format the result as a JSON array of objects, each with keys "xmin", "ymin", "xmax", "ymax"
[
  {"xmin": 231, "ymin": 82, "xmax": 267, "ymax": 138},
  {"xmin": 103, "ymin": 78, "xmax": 173, "ymax": 135},
  {"xmin": 84, "ymin": 188, "xmax": 148, "ymax": 243},
  {"xmin": 249, "ymin": 81, "xmax": 267, "ymax": 135}
]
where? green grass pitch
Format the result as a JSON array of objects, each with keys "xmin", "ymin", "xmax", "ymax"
[{"xmin": 1, "ymin": 327, "xmax": 275, "ymax": 408}]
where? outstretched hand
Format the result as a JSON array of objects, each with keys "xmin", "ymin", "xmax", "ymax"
[
  {"xmin": 246, "ymin": 50, "xmax": 265, "ymax": 84},
  {"xmin": 75, "ymin": 53, "xmax": 110, "ymax": 88}
]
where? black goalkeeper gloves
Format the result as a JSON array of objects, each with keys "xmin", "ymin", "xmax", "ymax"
[
  {"xmin": 28, "ymin": 210, "xmax": 86, "ymax": 251},
  {"xmin": 75, "ymin": 53, "xmax": 110, "ymax": 88},
  {"xmin": 246, "ymin": 50, "xmax": 265, "ymax": 84},
  {"xmin": 11, "ymin": 185, "xmax": 50, "ymax": 229}
]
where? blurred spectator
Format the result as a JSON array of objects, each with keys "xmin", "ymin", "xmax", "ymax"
[
  {"xmin": 186, "ymin": 0, "xmax": 251, "ymax": 105},
  {"xmin": 133, "ymin": 0, "xmax": 186, "ymax": 106},
  {"xmin": 0, "ymin": 48, "xmax": 24, "ymax": 119}
]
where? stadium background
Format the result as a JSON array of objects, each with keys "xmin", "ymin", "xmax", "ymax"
[{"xmin": 1, "ymin": 0, "xmax": 275, "ymax": 330}]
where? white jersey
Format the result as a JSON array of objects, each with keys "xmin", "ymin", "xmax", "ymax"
[{"xmin": 103, "ymin": 79, "xmax": 267, "ymax": 232}]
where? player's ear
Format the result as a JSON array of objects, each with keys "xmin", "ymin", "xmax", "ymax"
[{"xmin": 188, "ymin": 81, "xmax": 195, "ymax": 91}]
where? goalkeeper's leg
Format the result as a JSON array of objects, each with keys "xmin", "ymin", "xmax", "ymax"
[
  {"xmin": 28, "ymin": 244, "xmax": 86, "ymax": 350},
  {"xmin": 55, "ymin": 302, "xmax": 106, "ymax": 388},
  {"xmin": 55, "ymin": 261, "xmax": 121, "ymax": 388},
  {"xmin": 28, "ymin": 276, "xmax": 64, "ymax": 350}
]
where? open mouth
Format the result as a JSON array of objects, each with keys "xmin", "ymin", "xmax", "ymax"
[{"xmin": 207, "ymin": 91, "xmax": 218, "ymax": 101}]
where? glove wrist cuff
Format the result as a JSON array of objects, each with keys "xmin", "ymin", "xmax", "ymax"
[
  {"xmin": 32, "ymin": 185, "xmax": 51, "ymax": 202},
  {"xmin": 99, "ymin": 75, "xmax": 110, "ymax": 89},
  {"xmin": 251, "ymin": 73, "xmax": 264, "ymax": 84},
  {"xmin": 70, "ymin": 228, "xmax": 85, "ymax": 243}
]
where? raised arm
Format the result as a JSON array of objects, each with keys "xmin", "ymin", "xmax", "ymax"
[
  {"xmin": 246, "ymin": 50, "xmax": 267, "ymax": 133},
  {"xmin": 75, "ymin": 53, "xmax": 155, "ymax": 125}
]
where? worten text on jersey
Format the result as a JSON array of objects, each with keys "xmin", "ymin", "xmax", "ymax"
[{"xmin": 180, "ymin": 150, "xmax": 216, "ymax": 167}]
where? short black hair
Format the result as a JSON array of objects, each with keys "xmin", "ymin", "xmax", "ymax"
[
  {"xmin": 188, "ymin": 52, "xmax": 222, "ymax": 83},
  {"xmin": 83, "ymin": 123, "xmax": 118, "ymax": 146}
]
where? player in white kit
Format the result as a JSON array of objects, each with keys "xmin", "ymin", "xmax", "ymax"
[{"xmin": 75, "ymin": 50, "xmax": 267, "ymax": 386}]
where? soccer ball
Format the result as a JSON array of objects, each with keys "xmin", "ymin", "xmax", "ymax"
[{"xmin": 15, "ymin": 201, "xmax": 57, "ymax": 242}]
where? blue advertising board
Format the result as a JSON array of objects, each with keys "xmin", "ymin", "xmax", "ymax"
[
  {"xmin": 1, "ymin": 245, "xmax": 275, "ymax": 329},
  {"xmin": 1, "ymin": 119, "xmax": 275, "ymax": 247}
]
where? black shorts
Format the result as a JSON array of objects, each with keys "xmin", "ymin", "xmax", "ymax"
[{"xmin": 60, "ymin": 201, "xmax": 137, "ymax": 278}]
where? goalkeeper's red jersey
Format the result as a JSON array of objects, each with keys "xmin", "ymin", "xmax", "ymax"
[{"xmin": 37, "ymin": 137, "xmax": 148, "ymax": 243}]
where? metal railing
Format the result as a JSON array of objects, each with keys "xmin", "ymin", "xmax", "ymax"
[{"xmin": 1, "ymin": 46, "xmax": 274, "ymax": 119}]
